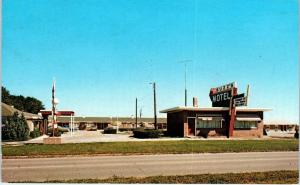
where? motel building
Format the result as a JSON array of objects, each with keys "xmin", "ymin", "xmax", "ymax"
[
  {"xmin": 160, "ymin": 82, "xmax": 271, "ymax": 138},
  {"xmin": 39, "ymin": 110, "xmax": 167, "ymax": 133}
]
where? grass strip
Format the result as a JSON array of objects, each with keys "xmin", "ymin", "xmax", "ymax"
[
  {"xmin": 2, "ymin": 139, "xmax": 298, "ymax": 157},
  {"xmin": 23, "ymin": 170, "xmax": 299, "ymax": 184}
]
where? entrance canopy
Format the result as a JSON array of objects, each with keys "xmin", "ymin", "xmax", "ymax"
[{"xmin": 39, "ymin": 110, "xmax": 75, "ymax": 117}]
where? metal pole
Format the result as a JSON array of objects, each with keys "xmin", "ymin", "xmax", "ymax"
[
  {"xmin": 153, "ymin": 82, "xmax": 157, "ymax": 130},
  {"xmin": 70, "ymin": 114, "xmax": 72, "ymax": 137},
  {"xmin": 140, "ymin": 108, "xmax": 142, "ymax": 119},
  {"xmin": 117, "ymin": 116, "xmax": 119, "ymax": 133},
  {"xmin": 184, "ymin": 63, "xmax": 187, "ymax": 107},
  {"xmin": 52, "ymin": 80, "xmax": 55, "ymax": 137},
  {"xmin": 71, "ymin": 114, "xmax": 73, "ymax": 136},
  {"xmin": 73, "ymin": 116, "xmax": 75, "ymax": 134},
  {"xmin": 246, "ymin": 84, "xmax": 250, "ymax": 106},
  {"xmin": 179, "ymin": 60, "xmax": 191, "ymax": 107},
  {"xmin": 52, "ymin": 111, "xmax": 54, "ymax": 137},
  {"xmin": 135, "ymin": 98, "xmax": 138, "ymax": 128}
]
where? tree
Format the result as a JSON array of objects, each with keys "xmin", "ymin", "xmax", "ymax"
[
  {"xmin": 24, "ymin": 97, "xmax": 44, "ymax": 114},
  {"xmin": 1, "ymin": 112, "xmax": 29, "ymax": 141},
  {"xmin": 1, "ymin": 86, "xmax": 10, "ymax": 104},
  {"xmin": 1, "ymin": 86, "xmax": 45, "ymax": 114}
]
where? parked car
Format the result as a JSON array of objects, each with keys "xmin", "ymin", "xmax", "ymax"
[
  {"xmin": 47, "ymin": 126, "xmax": 69, "ymax": 135},
  {"xmin": 87, "ymin": 126, "xmax": 97, "ymax": 131},
  {"xmin": 103, "ymin": 127, "xmax": 117, "ymax": 134}
]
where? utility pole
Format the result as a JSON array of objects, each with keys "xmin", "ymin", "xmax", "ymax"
[
  {"xmin": 139, "ymin": 108, "xmax": 142, "ymax": 119},
  {"xmin": 179, "ymin": 60, "xmax": 192, "ymax": 107},
  {"xmin": 135, "ymin": 98, "xmax": 138, "ymax": 128},
  {"xmin": 151, "ymin": 82, "xmax": 157, "ymax": 130}
]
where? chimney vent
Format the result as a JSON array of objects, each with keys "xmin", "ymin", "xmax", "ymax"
[{"xmin": 193, "ymin": 97, "xmax": 198, "ymax": 107}]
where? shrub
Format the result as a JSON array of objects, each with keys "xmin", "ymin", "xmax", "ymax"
[
  {"xmin": 30, "ymin": 128, "xmax": 41, "ymax": 138},
  {"xmin": 294, "ymin": 132, "xmax": 299, "ymax": 139},
  {"xmin": 133, "ymin": 129, "xmax": 162, "ymax": 138},
  {"xmin": 2, "ymin": 112, "xmax": 29, "ymax": 141},
  {"xmin": 48, "ymin": 130, "xmax": 61, "ymax": 137},
  {"xmin": 104, "ymin": 127, "xmax": 117, "ymax": 134},
  {"xmin": 162, "ymin": 130, "xmax": 168, "ymax": 136}
]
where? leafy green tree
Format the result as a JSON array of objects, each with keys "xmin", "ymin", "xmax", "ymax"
[
  {"xmin": 19, "ymin": 113, "xmax": 29, "ymax": 140},
  {"xmin": 1, "ymin": 86, "xmax": 10, "ymax": 104},
  {"xmin": 1, "ymin": 86, "xmax": 45, "ymax": 114},
  {"xmin": 1, "ymin": 112, "xmax": 29, "ymax": 141},
  {"xmin": 24, "ymin": 97, "xmax": 44, "ymax": 114}
]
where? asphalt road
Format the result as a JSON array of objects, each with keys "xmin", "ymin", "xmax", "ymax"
[{"xmin": 2, "ymin": 152, "xmax": 298, "ymax": 182}]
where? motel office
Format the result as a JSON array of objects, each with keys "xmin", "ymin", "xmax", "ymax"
[
  {"xmin": 160, "ymin": 106, "xmax": 270, "ymax": 138},
  {"xmin": 160, "ymin": 82, "xmax": 271, "ymax": 138}
]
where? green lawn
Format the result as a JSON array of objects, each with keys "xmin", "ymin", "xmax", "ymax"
[
  {"xmin": 26, "ymin": 170, "xmax": 299, "ymax": 184},
  {"xmin": 2, "ymin": 139, "xmax": 298, "ymax": 157}
]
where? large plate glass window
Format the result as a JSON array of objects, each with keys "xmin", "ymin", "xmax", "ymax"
[
  {"xmin": 196, "ymin": 117, "xmax": 223, "ymax": 128},
  {"xmin": 234, "ymin": 121, "xmax": 257, "ymax": 129}
]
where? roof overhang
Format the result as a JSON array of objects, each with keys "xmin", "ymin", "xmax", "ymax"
[
  {"xmin": 264, "ymin": 121, "xmax": 299, "ymax": 126},
  {"xmin": 160, "ymin": 106, "xmax": 272, "ymax": 113},
  {"xmin": 236, "ymin": 117, "xmax": 261, "ymax": 121}
]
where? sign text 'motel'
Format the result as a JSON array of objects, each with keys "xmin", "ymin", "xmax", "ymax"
[
  {"xmin": 211, "ymin": 91, "xmax": 231, "ymax": 103},
  {"xmin": 209, "ymin": 82, "xmax": 236, "ymax": 107}
]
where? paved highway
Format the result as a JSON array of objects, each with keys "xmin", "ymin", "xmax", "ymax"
[{"xmin": 2, "ymin": 152, "xmax": 298, "ymax": 182}]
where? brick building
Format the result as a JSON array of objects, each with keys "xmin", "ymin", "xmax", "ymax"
[{"xmin": 160, "ymin": 106, "xmax": 270, "ymax": 138}]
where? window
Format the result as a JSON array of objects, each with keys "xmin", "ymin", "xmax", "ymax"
[
  {"xmin": 196, "ymin": 118, "xmax": 222, "ymax": 129},
  {"xmin": 234, "ymin": 121, "xmax": 257, "ymax": 129}
]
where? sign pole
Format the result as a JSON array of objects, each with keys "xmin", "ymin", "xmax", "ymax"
[
  {"xmin": 228, "ymin": 87, "xmax": 237, "ymax": 138},
  {"xmin": 246, "ymin": 84, "xmax": 250, "ymax": 106}
]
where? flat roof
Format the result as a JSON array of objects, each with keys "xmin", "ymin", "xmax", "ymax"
[
  {"xmin": 50, "ymin": 116, "xmax": 167, "ymax": 123},
  {"xmin": 264, "ymin": 120, "xmax": 299, "ymax": 126},
  {"xmin": 159, "ymin": 106, "xmax": 272, "ymax": 113}
]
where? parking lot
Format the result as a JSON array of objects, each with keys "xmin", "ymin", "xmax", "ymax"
[{"xmin": 2, "ymin": 129, "xmax": 296, "ymax": 146}]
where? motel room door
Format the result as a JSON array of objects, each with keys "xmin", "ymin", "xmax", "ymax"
[{"xmin": 188, "ymin": 118, "xmax": 196, "ymax": 136}]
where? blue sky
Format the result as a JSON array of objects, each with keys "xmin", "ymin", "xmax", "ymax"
[{"xmin": 2, "ymin": 0, "xmax": 299, "ymax": 123}]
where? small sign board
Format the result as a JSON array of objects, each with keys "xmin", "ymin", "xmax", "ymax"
[
  {"xmin": 234, "ymin": 96, "xmax": 247, "ymax": 107},
  {"xmin": 214, "ymin": 82, "xmax": 236, "ymax": 93}
]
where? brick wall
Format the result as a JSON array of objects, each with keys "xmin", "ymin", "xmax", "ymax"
[
  {"xmin": 233, "ymin": 121, "xmax": 263, "ymax": 138},
  {"xmin": 183, "ymin": 122, "xmax": 188, "ymax": 137},
  {"xmin": 43, "ymin": 137, "xmax": 62, "ymax": 144},
  {"xmin": 167, "ymin": 112, "xmax": 186, "ymax": 137}
]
